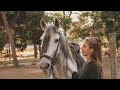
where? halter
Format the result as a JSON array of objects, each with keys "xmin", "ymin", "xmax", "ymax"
[{"xmin": 40, "ymin": 32, "xmax": 60, "ymax": 79}]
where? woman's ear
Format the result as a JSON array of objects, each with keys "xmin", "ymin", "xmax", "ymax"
[{"xmin": 90, "ymin": 48, "xmax": 94, "ymax": 53}]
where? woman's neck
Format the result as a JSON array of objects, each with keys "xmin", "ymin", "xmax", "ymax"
[{"xmin": 86, "ymin": 56, "xmax": 92, "ymax": 63}]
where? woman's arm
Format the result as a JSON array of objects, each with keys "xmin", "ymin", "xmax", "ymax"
[
  {"xmin": 72, "ymin": 71, "xmax": 78, "ymax": 79},
  {"xmin": 66, "ymin": 62, "xmax": 74, "ymax": 74},
  {"xmin": 66, "ymin": 62, "xmax": 78, "ymax": 79}
]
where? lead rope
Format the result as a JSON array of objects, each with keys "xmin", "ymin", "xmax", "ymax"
[
  {"xmin": 49, "ymin": 43, "xmax": 60, "ymax": 79},
  {"xmin": 49, "ymin": 65, "xmax": 57, "ymax": 79}
]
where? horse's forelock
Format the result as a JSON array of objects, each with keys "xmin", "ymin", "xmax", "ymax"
[
  {"xmin": 46, "ymin": 24, "xmax": 57, "ymax": 33},
  {"xmin": 41, "ymin": 34, "xmax": 50, "ymax": 53}
]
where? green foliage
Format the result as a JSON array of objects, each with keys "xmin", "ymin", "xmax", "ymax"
[
  {"xmin": 0, "ymin": 11, "xmax": 46, "ymax": 52},
  {"xmin": 69, "ymin": 11, "xmax": 105, "ymax": 41},
  {"xmin": 68, "ymin": 12, "xmax": 91, "ymax": 40},
  {"xmin": 6, "ymin": 11, "xmax": 16, "ymax": 25},
  {"xmin": 52, "ymin": 12, "xmax": 63, "ymax": 21},
  {"xmin": 100, "ymin": 11, "xmax": 120, "ymax": 48},
  {"xmin": 26, "ymin": 11, "xmax": 45, "ymax": 45},
  {"xmin": 15, "ymin": 11, "xmax": 27, "ymax": 25},
  {"xmin": 62, "ymin": 16, "xmax": 72, "ymax": 31},
  {"xmin": 100, "ymin": 11, "xmax": 120, "ymax": 33},
  {"xmin": 52, "ymin": 11, "xmax": 72, "ymax": 36},
  {"xmin": 14, "ymin": 25, "xmax": 28, "ymax": 51},
  {"xmin": 0, "ymin": 16, "xmax": 3, "ymax": 26},
  {"xmin": 42, "ymin": 14, "xmax": 53, "ymax": 24}
]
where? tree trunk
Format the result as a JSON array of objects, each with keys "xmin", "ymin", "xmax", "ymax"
[
  {"xmin": 109, "ymin": 33, "xmax": 117, "ymax": 79},
  {"xmin": 38, "ymin": 44, "xmax": 41, "ymax": 59},
  {"xmin": 0, "ymin": 11, "xmax": 19, "ymax": 67},
  {"xmin": 63, "ymin": 11, "xmax": 66, "ymax": 36},
  {"xmin": 8, "ymin": 41, "xmax": 11, "ymax": 59},
  {"xmin": 34, "ymin": 43, "xmax": 37, "ymax": 58},
  {"xmin": 0, "ymin": 50, "xmax": 2, "ymax": 57},
  {"xmin": 62, "ymin": 11, "xmax": 72, "ymax": 37}
]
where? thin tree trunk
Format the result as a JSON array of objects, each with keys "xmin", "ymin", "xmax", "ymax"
[
  {"xmin": 8, "ymin": 43, "xmax": 11, "ymax": 59},
  {"xmin": 0, "ymin": 11, "xmax": 19, "ymax": 67},
  {"xmin": 34, "ymin": 43, "xmax": 37, "ymax": 58},
  {"xmin": 62, "ymin": 11, "xmax": 72, "ymax": 37},
  {"xmin": 109, "ymin": 33, "xmax": 117, "ymax": 79},
  {"xmin": 38, "ymin": 44, "xmax": 41, "ymax": 59},
  {"xmin": 0, "ymin": 50, "xmax": 2, "ymax": 57},
  {"xmin": 63, "ymin": 11, "xmax": 66, "ymax": 36}
]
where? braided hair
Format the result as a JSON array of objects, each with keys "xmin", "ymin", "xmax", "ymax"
[{"xmin": 85, "ymin": 37, "xmax": 102, "ymax": 63}]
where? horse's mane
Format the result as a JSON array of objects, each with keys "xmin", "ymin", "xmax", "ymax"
[
  {"xmin": 57, "ymin": 28, "xmax": 69, "ymax": 59},
  {"xmin": 57, "ymin": 28, "xmax": 85, "ymax": 68},
  {"xmin": 58, "ymin": 28, "xmax": 85, "ymax": 70}
]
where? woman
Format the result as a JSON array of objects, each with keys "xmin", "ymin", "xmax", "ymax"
[{"xmin": 67, "ymin": 37, "xmax": 103, "ymax": 79}]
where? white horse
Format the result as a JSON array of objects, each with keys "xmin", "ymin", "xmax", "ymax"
[{"xmin": 39, "ymin": 18, "xmax": 85, "ymax": 79}]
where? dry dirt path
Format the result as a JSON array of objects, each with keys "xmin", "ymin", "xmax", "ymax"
[
  {"xmin": 0, "ymin": 64, "xmax": 48, "ymax": 79},
  {"xmin": 0, "ymin": 56, "xmax": 120, "ymax": 79}
]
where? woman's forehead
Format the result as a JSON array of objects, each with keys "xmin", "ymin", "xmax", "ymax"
[{"xmin": 83, "ymin": 42, "xmax": 89, "ymax": 47}]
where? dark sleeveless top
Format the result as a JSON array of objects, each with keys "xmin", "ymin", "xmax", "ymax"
[{"xmin": 72, "ymin": 60, "xmax": 103, "ymax": 79}]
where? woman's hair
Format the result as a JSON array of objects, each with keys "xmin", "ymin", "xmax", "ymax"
[{"xmin": 85, "ymin": 37, "xmax": 102, "ymax": 63}]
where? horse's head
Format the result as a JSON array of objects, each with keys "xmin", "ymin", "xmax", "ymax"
[{"xmin": 39, "ymin": 18, "xmax": 62, "ymax": 75}]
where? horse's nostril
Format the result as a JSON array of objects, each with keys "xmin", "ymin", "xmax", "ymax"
[
  {"xmin": 40, "ymin": 66, "xmax": 42, "ymax": 69},
  {"xmin": 46, "ymin": 63, "xmax": 49, "ymax": 68}
]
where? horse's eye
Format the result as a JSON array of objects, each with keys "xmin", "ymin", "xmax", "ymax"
[{"xmin": 55, "ymin": 39, "xmax": 59, "ymax": 43}]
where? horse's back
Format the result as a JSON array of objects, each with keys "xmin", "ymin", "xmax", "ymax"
[{"xmin": 69, "ymin": 43, "xmax": 85, "ymax": 69}]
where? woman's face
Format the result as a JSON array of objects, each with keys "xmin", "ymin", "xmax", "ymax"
[{"xmin": 81, "ymin": 42, "xmax": 93, "ymax": 57}]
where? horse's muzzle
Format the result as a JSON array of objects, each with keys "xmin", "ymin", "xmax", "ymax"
[{"xmin": 40, "ymin": 63, "xmax": 49, "ymax": 69}]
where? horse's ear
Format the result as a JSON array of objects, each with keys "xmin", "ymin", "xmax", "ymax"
[
  {"xmin": 55, "ymin": 18, "xmax": 60, "ymax": 29},
  {"xmin": 40, "ymin": 18, "xmax": 46, "ymax": 31}
]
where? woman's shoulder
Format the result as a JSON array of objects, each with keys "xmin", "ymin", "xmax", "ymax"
[
  {"xmin": 80, "ymin": 60, "xmax": 103, "ymax": 79},
  {"xmin": 87, "ymin": 60, "xmax": 101, "ymax": 70}
]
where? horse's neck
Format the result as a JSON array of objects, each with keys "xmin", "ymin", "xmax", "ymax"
[
  {"xmin": 53, "ymin": 45, "xmax": 78, "ymax": 79},
  {"xmin": 54, "ymin": 51, "xmax": 72, "ymax": 79},
  {"xmin": 58, "ymin": 46, "xmax": 78, "ymax": 78},
  {"xmin": 67, "ymin": 46, "xmax": 78, "ymax": 72}
]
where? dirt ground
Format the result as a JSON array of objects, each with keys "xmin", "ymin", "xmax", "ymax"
[
  {"xmin": 0, "ymin": 56, "xmax": 119, "ymax": 79},
  {"xmin": 0, "ymin": 47, "xmax": 120, "ymax": 79},
  {"xmin": 0, "ymin": 64, "xmax": 49, "ymax": 79},
  {"xmin": 0, "ymin": 48, "xmax": 49, "ymax": 79}
]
